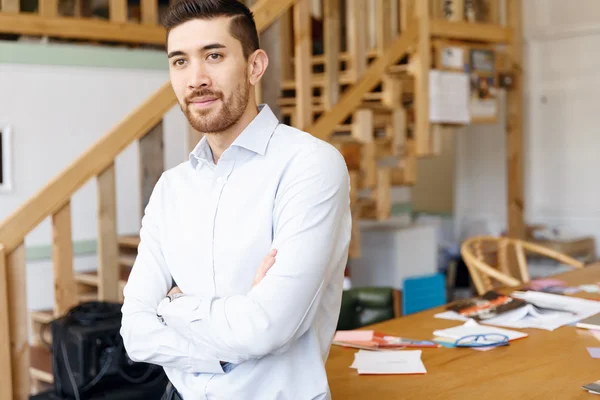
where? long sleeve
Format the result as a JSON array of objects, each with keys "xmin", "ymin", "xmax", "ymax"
[
  {"xmin": 120, "ymin": 175, "xmax": 225, "ymax": 374},
  {"xmin": 159, "ymin": 145, "xmax": 351, "ymax": 364}
]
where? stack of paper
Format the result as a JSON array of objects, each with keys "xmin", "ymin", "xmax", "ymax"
[
  {"xmin": 350, "ymin": 350, "xmax": 427, "ymax": 375},
  {"xmin": 433, "ymin": 319, "xmax": 528, "ymax": 343},
  {"xmin": 436, "ymin": 291, "xmax": 600, "ymax": 331}
]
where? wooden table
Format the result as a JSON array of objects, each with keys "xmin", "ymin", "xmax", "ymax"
[{"xmin": 326, "ymin": 264, "xmax": 600, "ymax": 399}]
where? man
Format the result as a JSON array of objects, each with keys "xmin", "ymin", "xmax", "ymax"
[{"xmin": 120, "ymin": 0, "xmax": 351, "ymax": 399}]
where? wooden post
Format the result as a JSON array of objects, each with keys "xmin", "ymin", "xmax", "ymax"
[
  {"xmin": 506, "ymin": 0, "xmax": 524, "ymax": 239},
  {"xmin": 347, "ymin": 0, "xmax": 367, "ymax": 80},
  {"xmin": 0, "ymin": 0, "xmax": 19, "ymax": 12},
  {"xmin": 39, "ymin": 0, "xmax": 58, "ymax": 17},
  {"xmin": 141, "ymin": 0, "xmax": 158, "ymax": 25},
  {"xmin": 0, "ymin": 244, "xmax": 13, "ymax": 400},
  {"xmin": 293, "ymin": 0, "xmax": 312, "ymax": 130},
  {"xmin": 139, "ymin": 121, "xmax": 164, "ymax": 218},
  {"xmin": 400, "ymin": 0, "xmax": 415, "ymax": 33},
  {"xmin": 109, "ymin": 0, "xmax": 128, "ymax": 23},
  {"xmin": 7, "ymin": 242, "xmax": 29, "ymax": 400},
  {"xmin": 376, "ymin": 0, "xmax": 392, "ymax": 54},
  {"xmin": 390, "ymin": 106, "xmax": 406, "ymax": 157},
  {"xmin": 376, "ymin": 168, "xmax": 392, "ymax": 220},
  {"xmin": 349, "ymin": 171, "xmax": 361, "ymax": 259},
  {"xmin": 97, "ymin": 163, "xmax": 120, "ymax": 302},
  {"xmin": 52, "ymin": 201, "xmax": 78, "ymax": 316},
  {"xmin": 413, "ymin": 0, "xmax": 431, "ymax": 156},
  {"xmin": 279, "ymin": 10, "xmax": 294, "ymax": 81},
  {"xmin": 323, "ymin": 0, "xmax": 341, "ymax": 109}
]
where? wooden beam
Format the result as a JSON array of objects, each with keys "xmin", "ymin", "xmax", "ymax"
[
  {"xmin": 0, "ymin": 0, "xmax": 296, "ymax": 255},
  {"xmin": 430, "ymin": 19, "xmax": 511, "ymax": 43},
  {"xmin": 141, "ymin": 0, "xmax": 158, "ymax": 25},
  {"xmin": 0, "ymin": 244, "xmax": 13, "ymax": 400},
  {"xmin": 414, "ymin": 0, "xmax": 431, "ymax": 156},
  {"xmin": 347, "ymin": 0, "xmax": 367, "ymax": 80},
  {"xmin": 0, "ymin": 0, "xmax": 19, "ymax": 12},
  {"xmin": 109, "ymin": 0, "xmax": 128, "ymax": 23},
  {"xmin": 389, "ymin": 106, "xmax": 406, "ymax": 157},
  {"xmin": 323, "ymin": 0, "xmax": 340, "ymax": 109},
  {"xmin": 279, "ymin": 9, "xmax": 294, "ymax": 81},
  {"xmin": 293, "ymin": 0, "xmax": 312, "ymax": 130},
  {"xmin": 361, "ymin": 142, "xmax": 377, "ymax": 189},
  {"xmin": 351, "ymin": 109, "xmax": 374, "ymax": 143},
  {"xmin": 348, "ymin": 171, "xmax": 361, "ymax": 259},
  {"xmin": 7, "ymin": 243, "xmax": 29, "ymax": 400},
  {"xmin": 307, "ymin": 23, "xmax": 418, "ymax": 141},
  {"xmin": 506, "ymin": 0, "xmax": 524, "ymax": 239},
  {"xmin": 376, "ymin": 167, "xmax": 392, "ymax": 220},
  {"xmin": 376, "ymin": 0, "xmax": 392, "ymax": 54},
  {"xmin": 139, "ymin": 121, "xmax": 164, "ymax": 217},
  {"xmin": 52, "ymin": 201, "xmax": 78, "ymax": 316},
  {"xmin": 39, "ymin": 0, "xmax": 58, "ymax": 18},
  {"xmin": 97, "ymin": 163, "xmax": 120, "ymax": 302}
]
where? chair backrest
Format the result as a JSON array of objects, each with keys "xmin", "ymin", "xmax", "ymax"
[
  {"xmin": 402, "ymin": 273, "xmax": 447, "ymax": 315},
  {"xmin": 461, "ymin": 235, "xmax": 585, "ymax": 295}
]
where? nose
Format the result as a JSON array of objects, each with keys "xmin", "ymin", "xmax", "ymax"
[{"xmin": 189, "ymin": 63, "xmax": 212, "ymax": 89}]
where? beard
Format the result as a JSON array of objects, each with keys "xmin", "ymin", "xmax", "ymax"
[{"xmin": 181, "ymin": 80, "xmax": 249, "ymax": 134}]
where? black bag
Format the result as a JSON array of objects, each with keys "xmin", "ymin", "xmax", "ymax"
[{"xmin": 50, "ymin": 301, "xmax": 167, "ymax": 400}]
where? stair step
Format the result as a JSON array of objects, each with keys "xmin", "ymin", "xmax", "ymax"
[
  {"xmin": 30, "ymin": 344, "xmax": 53, "ymax": 384},
  {"xmin": 31, "ymin": 310, "xmax": 54, "ymax": 325},
  {"xmin": 75, "ymin": 266, "xmax": 131, "ymax": 288},
  {"xmin": 119, "ymin": 235, "xmax": 140, "ymax": 250}
]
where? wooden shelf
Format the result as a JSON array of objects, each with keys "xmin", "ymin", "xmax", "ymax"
[{"xmin": 430, "ymin": 19, "xmax": 511, "ymax": 44}]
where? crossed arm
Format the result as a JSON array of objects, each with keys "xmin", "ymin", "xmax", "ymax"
[{"xmin": 120, "ymin": 146, "xmax": 351, "ymax": 374}]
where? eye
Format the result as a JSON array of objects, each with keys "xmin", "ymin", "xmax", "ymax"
[
  {"xmin": 207, "ymin": 53, "xmax": 222, "ymax": 61},
  {"xmin": 172, "ymin": 59, "xmax": 187, "ymax": 67}
]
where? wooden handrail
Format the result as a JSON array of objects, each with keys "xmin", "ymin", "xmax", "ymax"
[
  {"xmin": 0, "ymin": 0, "xmax": 300, "ymax": 256},
  {"xmin": 0, "ymin": 244, "xmax": 13, "ymax": 400}
]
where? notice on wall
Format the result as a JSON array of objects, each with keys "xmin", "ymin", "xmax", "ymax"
[{"xmin": 429, "ymin": 69, "xmax": 471, "ymax": 125}]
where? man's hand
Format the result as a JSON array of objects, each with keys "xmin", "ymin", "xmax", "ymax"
[
  {"xmin": 168, "ymin": 286, "xmax": 182, "ymax": 296},
  {"xmin": 252, "ymin": 249, "xmax": 277, "ymax": 288}
]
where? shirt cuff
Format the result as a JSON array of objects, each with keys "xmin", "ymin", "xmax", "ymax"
[{"xmin": 186, "ymin": 340, "xmax": 226, "ymax": 374}]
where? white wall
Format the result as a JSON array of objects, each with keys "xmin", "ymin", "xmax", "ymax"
[
  {"xmin": 0, "ymin": 63, "xmax": 188, "ymax": 246},
  {"xmin": 455, "ymin": 0, "xmax": 600, "ymax": 251},
  {"xmin": 0, "ymin": 60, "xmax": 188, "ymax": 311}
]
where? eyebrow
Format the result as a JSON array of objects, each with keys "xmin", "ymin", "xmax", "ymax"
[{"xmin": 167, "ymin": 43, "xmax": 227, "ymax": 58}]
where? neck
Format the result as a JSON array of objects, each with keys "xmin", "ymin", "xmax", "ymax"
[{"xmin": 205, "ymin": 100, "xmax": 259, "ymax": 164}]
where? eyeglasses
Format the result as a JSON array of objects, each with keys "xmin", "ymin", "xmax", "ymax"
[{"xmin": 454, "ymin": 334, "xmax": 510, "ymax": 348}]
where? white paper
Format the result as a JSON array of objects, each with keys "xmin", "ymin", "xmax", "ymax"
[
  {"xmin": 435, "ymin": 291, "xmax": 600, "ymax": 331},
  {"xmin": 433, "ymin": 320, "xmax": 528, "ymax": 342},
  {"xmin": 441, "ymin": 47, "xmax": 465, "ymax": 69},
  {"xmin": 429, "ymin": 70, "xmax": 470, "ymax": 124},
  {"xmin": 350, "ymin": 350, "xmax": 426, "ymax": 375}
]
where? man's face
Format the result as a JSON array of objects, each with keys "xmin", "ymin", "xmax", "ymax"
[{"xmin": 167, "ymin": 17, "xmax": 250, "ymax": 133}]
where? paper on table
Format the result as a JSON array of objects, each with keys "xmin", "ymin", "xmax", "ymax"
[
  {"xmin": 334, "ymin": 330, "xmax": 374, "ymax": 342},
  {"xmin": 433, "ymin": 320, "xmax": 528, "ymax": 342},
  {"xmin": 350, "ymin": 350, "xmax": 427, "ymax": 375},
  {"xmin": 588, "ymin": 348, "xmax": 600, "ymax": 359}
]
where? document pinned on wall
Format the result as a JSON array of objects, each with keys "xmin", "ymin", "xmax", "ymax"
[{"xmin": 429, "ymin": 69, "xmax": 470, "ymax": 125}]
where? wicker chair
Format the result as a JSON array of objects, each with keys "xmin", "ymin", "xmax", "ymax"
[{"xmin": 460, "ymin": 235, "xmax": 585, "ymax": 295}]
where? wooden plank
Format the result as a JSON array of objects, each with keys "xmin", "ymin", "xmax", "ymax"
[
  {"xmin": 375, "ymin": 167, "xmax": 392, "ymax": 220},
  {"xmin": 489, "ymin": 0, "xmax": 500, "ymax": 25},
  {"xmin": 39, "ymin": 0, "xmax": 58, "ymax": 18},
  {"xmin": 348, "ymin": 171, "xmax": 361, "ymax": 259},
  {"xmin": 389, "ymin": 107, "xmax": 406, "ymax": 157},
  {"xmin": 109, "ymin": 0, "xmax": 128, "ymax": 23},
  {"xmin": 346, "ymin": 0, "xmax": 367, "ymax": 80},
  {"xmin": 323, "ymin": 0, "xmax": 340, "ymax": 109},
  {"xmin": 52, "ymin": 201, "xmax": 78, "ymax": 316},
  {"xmin": 279, "ymin": 9, "xmax": 294, "ymax": 80},
  {"xmin": 293, "ymin": 0, "xmax": 312, "ymax": 130},
  {"xmin": 0, "ymin": 0, "xmax": 19, "ymax": 12},
  {"xmin": 413, "ymin": 0, "xmax": 431, "ymax": 156},
  {"xmin": 307, "ymin": 23, "xmax": 418, "ymax": 141},
  {"xmin": 0, "ymin": 244, "xmax": 13, "ymax": 400},
  {"xmin": 361, "ymin": 142, "xmax": 377, "ymax": 189},
  {"xmin": 252, "ymin": 0, "xmax": 300, "ymax": 34},
  {"xmin": 7, "ymin": 243, "xmax": 29, "ymax": 400},
  {"xmin": 351, "ymin": 109, "xmax": 374, "ymax": 143},
  {"xmin": 430, "ymin": 19, "xmax": 511, "ymax": 43},
  {"xmin": 376, "ymin": 0, "xmax": 393, "ymax": 54},
  {"xmin": 382, "ymin": 75, "xmax": 403, "ymax": 108},
  {"xmin": 97, "ymin": 163, "xmax": 120, "ymax": 302},
  {"xmin": 139, "ymin": 121, "xmax": 164, "ymax": 217},
  {"xmin": 506, "ymin": 0, "xmax": 524, "ymax": 239},
  {"xmin": 403, "ymin": 138, "xmax": 417, "ymax": 185},
  {"xmin": 400, "ymin": 0, "xmax": 415, "ymax": 32},
  {"xmin": 141, "ymin": 0, "xmax": 158, "ymax": 25}
]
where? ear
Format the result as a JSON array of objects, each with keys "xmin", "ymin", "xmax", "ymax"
[{"xmin": 247, "ymin": 49, "xmax": 269, "ymax": 86}]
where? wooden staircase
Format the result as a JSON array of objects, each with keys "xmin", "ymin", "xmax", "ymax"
[{"xmin": 0, "ymin": 0, "xmax": 523, "ymax": 398}]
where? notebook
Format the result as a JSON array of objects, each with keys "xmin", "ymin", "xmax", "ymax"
[{"xmin": 576, "ymin": 314, "xmax": 600, "ymax": 330}]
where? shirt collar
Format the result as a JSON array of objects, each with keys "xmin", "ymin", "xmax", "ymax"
[{"xmin": 189, "ymin": 104, "xmax": 279, "ymax": 169}]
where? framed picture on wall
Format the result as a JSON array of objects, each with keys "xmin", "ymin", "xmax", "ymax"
[{"xmin": 0, "ymin": 123, "xmax": 13, "ymax": 193}]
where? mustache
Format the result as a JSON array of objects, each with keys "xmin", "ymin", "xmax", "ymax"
[{"xmin": 185, "ymin": 89, "xmax": 223, "ymax": 104}]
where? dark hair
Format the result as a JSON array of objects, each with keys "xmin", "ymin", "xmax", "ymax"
[{"xmin": 162, "ymin": 0, "xmax": 260, "ymax": 59}]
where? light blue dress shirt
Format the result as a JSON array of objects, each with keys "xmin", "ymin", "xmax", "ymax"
[{"xmin": 120, "ymin": 104, "xmax": 352, "ymax": 399}]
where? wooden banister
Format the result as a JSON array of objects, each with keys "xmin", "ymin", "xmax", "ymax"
[
  {"xmin": 0, "ymin": 244, "xmax": 13, "ymax": 400},
  {"xmin": 52, "ymin": 201, "xmax": 78, "ymax": 316},
  {"xmin": 97, "ymin": 163, "xmax": 120, "ymax": 302}
]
